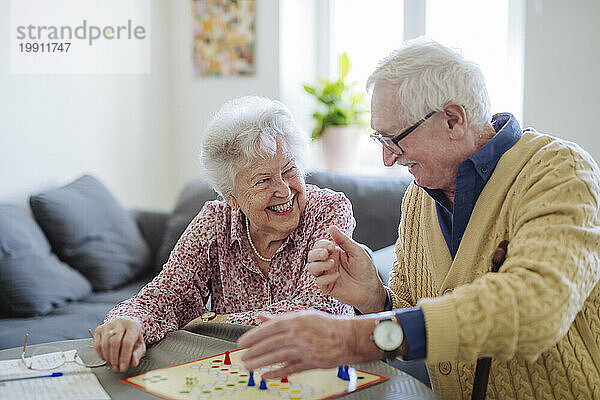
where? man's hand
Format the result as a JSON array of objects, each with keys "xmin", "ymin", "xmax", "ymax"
[
  {"xmin": 94, "ymin": 318, "xmax": 146, "ymax": 373},
  {"xmin": 307, "ymin": 226, "xmax": 387, "ymax": 313},
  {"xmin": 238, "ymin": 311, "xmax": 383, "ymax": 379}
]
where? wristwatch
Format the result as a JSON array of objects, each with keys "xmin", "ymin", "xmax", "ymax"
[
  {"xmin": 371, "ymin": 314, "xmax": 405, "ymax": 360},
  {"xmin": 201, "ymin": 311, "xmax": 216, "ymax": 322}
]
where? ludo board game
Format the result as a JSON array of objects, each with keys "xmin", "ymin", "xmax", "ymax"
[{"xmin": 123, "ymin": 348, "xmax": 387, "ymax": 399}]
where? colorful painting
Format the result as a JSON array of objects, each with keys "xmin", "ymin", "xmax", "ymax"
[{"xmin": 192, "ymin": 0, "xmax": 256, "ymax": 77}]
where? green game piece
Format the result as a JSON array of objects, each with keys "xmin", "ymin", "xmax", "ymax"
[
  {"xmin": 179, "ymin": 390, "xmax": 189, "ymax": 394},
  {"xmin": 226, "ymin": 383, "xmax": 235, "ymax": 387},
  {"xmin": 238, "ymin": 380, "xmax": 247, "ymax": 384},
  {"xmin": 215, "ymin": 387, "xmax": 223, "ymax": 390},
  {"xmin": 203, "ymin": 390, "xmax": 211, "ymax": 394}
]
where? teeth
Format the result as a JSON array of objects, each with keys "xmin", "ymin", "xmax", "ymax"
[{"xmin": 269, "ymin": 198, "xmax": 293, "ymax": 213}]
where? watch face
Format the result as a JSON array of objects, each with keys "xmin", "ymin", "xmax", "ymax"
[{"xmin": 373, "ymin": 320, "xmax": 404, "ymax": 351}]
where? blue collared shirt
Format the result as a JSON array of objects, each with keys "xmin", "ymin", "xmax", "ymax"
[{"xmin": 388, "ymin": 113, "xmax": 522, "ymax": 360}]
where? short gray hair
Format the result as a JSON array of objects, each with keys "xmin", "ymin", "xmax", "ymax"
[
  {"xmin": 367, "ymin": 39, "xmax": 491, "ymax": 129},
  {"xmin": 200, "ymin": 96, "xmax": 308, "ymax": 197}
]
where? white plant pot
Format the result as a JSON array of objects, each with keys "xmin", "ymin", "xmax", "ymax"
[{"xmin": 320, "ymin": 125, "xmax": 364, "ymax": 173}]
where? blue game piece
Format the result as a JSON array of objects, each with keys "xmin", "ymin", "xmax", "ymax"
[
  {"xmin": 259, "ymin": 379, "xmax": 267, "ymax": 390},
  {"xmin": 337, "ymin": 366, "xmax": 344, "ymax": 379},
  {"xmin": 248, "ymin": 371, "xmax": 255, "ymax": 386},
  {"xmin": 342, "ymin": 365, "xmax": 350, "ymax": 381}
]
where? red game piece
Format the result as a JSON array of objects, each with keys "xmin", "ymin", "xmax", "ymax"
[
  {"xmin": 281, "ymin": 376, "xmax": 289, "ymax": 383},
  {"xmin": 223, "ymin": 351, "xmax": 231, "ymax": 365}
]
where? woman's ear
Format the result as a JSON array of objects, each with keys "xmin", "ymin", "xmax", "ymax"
[{"xmin": 225, "ymin": 195, "xmax": 240, "ymax": 210}]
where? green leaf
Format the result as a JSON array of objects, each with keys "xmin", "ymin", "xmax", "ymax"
[
  {"xmin": 303, "ymin": 85, "xmax": 315, "ymax": 95},
  {"xmin": 312, "ymin": 119, "xmax": 323, "ymax": 139},
  {"xmin": 351, "ymin": 93, "xmax": 364, "ymax": 104},
  {"xmin": 304, "ymin": 52, "xmax": 368, "ymax": 139},
  {"xmin": 339, "ymin": 53, "xmax": 350, "ymax": 80}
]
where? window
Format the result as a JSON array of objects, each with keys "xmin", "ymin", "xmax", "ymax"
[
  {"xmin": 425, "ymin": 0, "xmax": 524, "ymax": 122},
  {"xmin": 280, "ymin": 0, "xmax": 524, "ymax": 174},
  {"xmin": 331, "ymin": 0, "xmax": 405, "ymax": 91}
]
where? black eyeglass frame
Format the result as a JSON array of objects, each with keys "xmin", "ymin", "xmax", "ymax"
[{"xmin": 370, "ymin": 111, "xmax": 437, "ymax": 154}]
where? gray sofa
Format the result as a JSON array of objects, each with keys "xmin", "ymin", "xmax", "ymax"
[{"xmin": 0, "ymin": 171, "xmax": 411, "ymax": 350}]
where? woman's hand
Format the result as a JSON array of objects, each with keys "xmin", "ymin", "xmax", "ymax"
[{"xmin": 94, "ymin": 318, "xmax": 146, "ymax": 373}]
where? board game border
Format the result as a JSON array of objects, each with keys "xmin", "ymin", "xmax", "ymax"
[{"xmin": 121, "ymin": 348, "xmax": 388, "ymax": 400}]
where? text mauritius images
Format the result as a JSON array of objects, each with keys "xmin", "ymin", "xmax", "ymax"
[{"xmin": 16, "ymin": 20, "xmax": 146, "ymax": 46}]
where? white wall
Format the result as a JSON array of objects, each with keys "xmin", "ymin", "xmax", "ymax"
[
  {"xmin": 523, "ymin": 0, "xmax": 600, "ymax": 162},
  {"xmin": 2, "ymin": 0, "xmax": 599, "ymax": 212},
  {"xmin": 0, "ymin": 0, "xmax": 175, "ymax": 210},
  {"xmin": 0, "ymin": 0, "xmax": 282, "ymax": 210},
  {"xmin": 170, "ymin": 0, "xmax": 280, "ymax": 192}
]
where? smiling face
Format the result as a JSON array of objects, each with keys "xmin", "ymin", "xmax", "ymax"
[
  {"xmin": 226, "ymin": 142, "xmax": 307, "ymax": 241},
  {"xmin": 371, "ymin": 83, "xmax": 468, "ymax": 193}
]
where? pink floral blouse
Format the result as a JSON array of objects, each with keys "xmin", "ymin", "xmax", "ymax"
[{"xmin": 105, "ymin": 185, "xmax": 355, "ymax": 343}]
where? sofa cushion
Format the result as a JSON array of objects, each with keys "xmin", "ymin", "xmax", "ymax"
[
  {"xmin": 29, "ymin": 175, "xmax": 151, "ymax": 291},
  {"xmin": 0, "ymin": 205, "xmax": 92, "ymax": 317},
  {"xmin": 305, "ymin": 171, "xmax": 410, "ymax": 251},
  {"xmin": 0, "ymin": 302, "xmax": 121, "ymax": 350},
  {"xmin": 372, "ymin": 244, "xmax": 396, "ymax": 286},
  {"xmin": 0, "ymin": 275, "xmax": 153, "ymax": 350},
  {"xmin": 155, "ymin": 180, "xmax": 217, "ymax": 271}
]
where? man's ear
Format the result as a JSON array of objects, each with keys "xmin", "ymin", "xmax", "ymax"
[
  {"xmin": 443, "ymin": 103, "xmax": 467, "ymax": 138},
  {"xmin": 225, "ymin": 195, "xmax": 240, "ymax": 210}
]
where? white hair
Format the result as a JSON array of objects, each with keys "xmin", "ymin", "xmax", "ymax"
[
  {"xmin": 200, "ymin": 96, "xmax": 308, "ymax": 197},
  {"xmin": 367, "ymin": 39, "xmax": 491, "ymax": 129}
]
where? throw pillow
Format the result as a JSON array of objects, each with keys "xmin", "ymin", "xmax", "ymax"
[
  {"xmin": 30, "ymin": 175, "xmax": 151, "ymax": 290},
  {"xmin": 0, "ymin": 205, "xmax": 92, "ymax": 316},
  {"xmin": 155, "ymin": 179, "xmax": 217, "ymax": 271}
]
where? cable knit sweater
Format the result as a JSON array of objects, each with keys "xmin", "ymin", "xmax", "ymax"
[{"xmin": 389, "ymin": 130, "xmax": 600, "ymax": 399}]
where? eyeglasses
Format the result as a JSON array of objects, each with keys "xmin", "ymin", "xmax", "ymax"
[
  {"xmin": 21, "ymin": 333, "xmax": 107, "ymax": 371},
  {"xmin": 370, "ymin": 111, "xmax": 436, "ymax": 155}
]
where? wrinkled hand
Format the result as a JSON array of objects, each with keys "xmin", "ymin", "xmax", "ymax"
[
  {"xmin": 307, "ymin": 226, "xmax": 387, "ymax": 313},
  {"xmin": 94, "ymin": 318, "xmax": 146, "ymax": 373},
  {"xmin": 238, "ymin": 311, "xmax": 381, "ymax": 379}
]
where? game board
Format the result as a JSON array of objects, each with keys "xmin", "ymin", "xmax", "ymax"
[{"xmin": 122, "ymin": 348, "xmax": 387, "ymax": 400}]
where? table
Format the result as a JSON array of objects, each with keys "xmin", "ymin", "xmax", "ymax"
[{"xmin": 0, "ymin": 323, "xmax": 439, "ymax": 399}]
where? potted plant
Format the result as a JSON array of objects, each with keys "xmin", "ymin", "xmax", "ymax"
[{"xmin": 304, "ymin": 53, "xmax": 369, "ymax": 171}]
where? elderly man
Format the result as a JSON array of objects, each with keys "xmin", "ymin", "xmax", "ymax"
[{"xmin": 238, "ymin": 40, "xmax": 600, "ymax": 399}]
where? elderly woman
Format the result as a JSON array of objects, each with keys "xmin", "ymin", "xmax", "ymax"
[{"xmin": 93, "ymin": 96, "xmax": 355, "ymax": 373}]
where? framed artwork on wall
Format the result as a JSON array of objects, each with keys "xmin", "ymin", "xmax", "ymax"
[{"xmin": 192, "ymin": 0, "xmax": 256, "ymax": 77}]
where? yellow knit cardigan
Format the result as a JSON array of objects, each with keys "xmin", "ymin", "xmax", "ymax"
[{"xmin": 388, "ymin": 131, "xmax": 600, "ymax": 399}]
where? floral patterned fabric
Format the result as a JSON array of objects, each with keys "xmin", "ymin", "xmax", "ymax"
[{"xmin": 105, "ymin": 185, "xmax": 355, "ymax": 343}]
